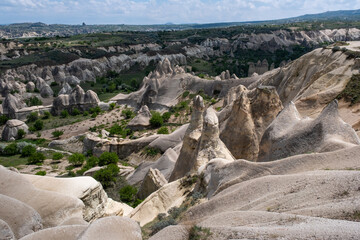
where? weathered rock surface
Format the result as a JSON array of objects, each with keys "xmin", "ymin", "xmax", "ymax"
[
  {"xmin": 127, "ymin": 105, "xmax": 151, "ymax": 131},
  {"xmin": 2, "ymin": 119, "xmax": 29, "ymax": 141},
  {"xmin": 258, "ymin": 100, "xmax": 360, "ymax": 162},
  {"xmin": 2, "ymin": 93, "xmax": 26, "ymax": 118},
  {"xmin": 130, "ymin": 179, "xmax": 193, "ymax": 226},
  {"xmin": 0, "ymin": 194, "xmax": 42, "ymax": 239},
  {"xmin": 0, "ymin": 166, "xmax": 84, "ymax": 228},
  {"xmin": 220, "ymin": 85, "xmax": 283, "ymax": 160},
  {"xmin": 0, "ymin": 219, "xmax": 15, "ymax": 240},
  {"xmin": 26, "ymin": 82, "xmax": 35, "ymax": 92},
  {"xmin": 248, "ymin": 59, "xmax": 269, "ymax": 76},
  {"xmin": 169, "ymin": 96, "xmax": 205, "ymax": 181},
  {"xmin": 40, "ymin": 83, "xmax": 53, "ymax": 98},
  {"xmin": 19, "ymin": 225, "xmax": 88, "ymax": 240},
  {"xmin": 137, "ymin": 168, "xmax": 168, "ymax": 200},
  {"xmin": 58, "ymin": 83, "xmax": 72, "ymax": 95},
  {"xmin": 127, "ymin": 148, "xmax": 178, "ymax": 186},
  {"xmin": 52, "ymin": 85, "xmax": 99, "ymax": 115},
  {"xmin": 22, "ymin": 174, "xmax": 122, "ymax": 222}
]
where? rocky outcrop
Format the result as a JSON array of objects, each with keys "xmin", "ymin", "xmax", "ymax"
[
  {"xmin": 26, "ymin": 82, "xmax": 35, "ymax": 92},
  {"xmin": 127, "ymin": 148, "xmax": 178, "ymax": 186},
  {"xmin": 137, "ymin": 168, "xmax": 168, "ymax": 200},
  {"xmin": 40, "ymin": 83, "xmax": 53, "ymax": 98},
  {"xmin": 248, "ymin": 59, "xmax": 269, "ymax": 76},
  {"xmin": 220, "ymin": 85, "xmax": 283, "ymax": 160},
  {"xmin": 2, "ymin": 93, "xmax": 26, "ymax": 118},
  {"xmin": 58, "ymin": 82, "xmax": 72, "ymax": 95},
  {"xmin": 194, "ymin": 107, "xmax": 234, "ymax": 170},
  {"xmin": 1, "ymin": 119, "xmax": 29, "ymax": 141},
  {"xmin": 170, "ymin": 98, "xmax": 234, "ymax": 181},
  {"xmin": 127, "ymin": 105, "xmax": 151, "ymax": 131},
  {"xmin": 258, "ymin": 100, "xmax": 360, "ymax": 162},
  {"xmin": 169, "ymin": 96, "xmax": 205, "ymax": 181},
  {"xmin": 52, "ymin": 85, "xmax": 100, "ymax": 115}
]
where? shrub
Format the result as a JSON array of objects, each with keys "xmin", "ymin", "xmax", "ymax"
[
  {"xmin": 72, "ymin": 108, "xmax": 81, "ymax": 116},
  {"xmin": 28, "ymin": 126, "xmax": 36, "ymax": 132},
  {"xmin": 60, "ymin": 110, "xmax": 69, "ymax": 118},
  {"xmin": 25, "ymin": 96, "xmax": 42, "ymax": 107},
  {"xmin": 35, "ymin": 170, "xmax": 46, "ymax": 176},
  {"xmin": 17, "ymin": 129, "xmax": 26, "ymax": 139},
  {"xmin": 121, "ymin": 109, "xmax": 134, "ymax": 119},
  {"xmin": 68, "ymin": 153, "xmax": 85, "ymax": 166},
  {"xmin": 52, "ymin": 152, "xmax": 63, "ymax": 160},
  {"xmin": 150, "ymin": 112, "xmax": 163, "ymax": 128},
  {"xmin": 98, "ymin": 152, "xmax": 118, "ymax": 166},
  {"xmin": 42, "ymin": 111, "xmax": 51, "ymax": 119},
  {"xmin": 109, "ymin": 103, "xmax": 116, "ymax": 111},
  {"xmin": 83, "ymin": 111, "xmax": 89, "ymax": 116},
  {"xmin": 27, "ymin": 152, "xmax": 46, "ymax": 164},
  {"xmin": 21, "ymin": 145, "xmax": 37, "ymax": 157},
  {"xmin": 91, "ymin": 113, "xmax": 97, "ymax": 118},
  {"xmin": 3, "ymin": 143, "xmax": 18, "ymax": 156},
  {"xmin": 189, "ymin": 226, "xmax": 212, "ymax": 240},
  {"xmin": 27, "ymin": 112, "xmax": 39, "ymax": 122},
  {"xmin": 143, "ymin": 147, "xmax": 160, "ymax": 156},
  {"xmin": 119, "ymin": 185, "xmax": 142, "ymax": 207},
  {"xmin": 86, "ymin": 156, "xmax": 99, "ymax": 168},
  {"xmin": 182, "ymin": 91, "xmax": 190, "ymax": 98},
  {"xmin": 157, "ymin": 126, "xmax": 169, "ymax": 134},
  {"xmin": 52, "ymin": 130, "xmax": 64, "ymax": 138},
  {"xmin": 89, "ymin": 106, "xmax": 101, "ymax": 114},
  {"xmin": 93, "ymin": 164, "xmax": 119, "ymax": 188},
  {"xmin": 0, "ymin": 115, "xmax": 9, "ymax": 125},
  {"xmin": 150, "ymin": 219, "xmax": 177, "ymax": 236},
  {"xmin": 162, "ymin": 112, "xmax": 171, "ymax": 122},
  {"xmin": 34, "ymin": 120, "xmax": 44, "ymax": 131}
]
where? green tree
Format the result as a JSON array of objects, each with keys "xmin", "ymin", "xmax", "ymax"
[
  {"xmin": 17, "ymin": 129, "xmax": 26, "ymax": 139},
  {"xmin": 68, "ymin": 153, "xmax": 85, "ymax": 166},
  {"xmin": 21, "ymin": 145, "xmax": 36, "ymax": 157},
  {"xmin": 34, "ymin": 120, "xmax": 44, "ymax": 131},
  {"xmin": 27, "ymin": 152, "xmax": 46, "ymax": 164},
  {"xmin": 93, "ymin": 164, "xmax": 119, "ymax": 188},
  {"xmin": 98, "ymin": 152, "xmax": 118, "ymax": 166},
  {"xmin": 150, "ymin": 112, "xmax": 163, "ymax": 128}
]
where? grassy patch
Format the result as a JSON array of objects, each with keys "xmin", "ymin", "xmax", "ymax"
[
  {"xmin": 337, "ymin": 74, "xmax": 360, "ymax": 105},
  {"xmin": 0, "ymin": 154, "xmax": 27, "ymax": 167}
]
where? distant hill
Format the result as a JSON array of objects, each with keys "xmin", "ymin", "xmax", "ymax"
[{"xmin": 1, "ymin": 9, "xmax": 360, "ymax": 38}]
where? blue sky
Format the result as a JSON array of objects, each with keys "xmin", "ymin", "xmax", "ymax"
[{"xmin": 0, "ymin": 0, "xmax": 359, "ymax": 25}]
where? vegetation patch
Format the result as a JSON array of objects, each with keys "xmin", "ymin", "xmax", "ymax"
[{"xmin": 337, "ymin": 74, "xmax": 360, "ymax": 105}]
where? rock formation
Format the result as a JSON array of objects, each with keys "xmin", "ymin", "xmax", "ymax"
[
  {"xmin": 169, "ymin": 96, "xmax": 205, "ymax": 181},
  {"xmin": 220, "ymin": 85, "xmax": 283, "ymax": 160},
  {"xmin": 2, "ymin": 119, "xmax": 29, "ymax": 141},
  {"xmin": 2, "ymin": 93, "xmax": 26, "ymax": 118},
  {"xmin": 248, "ymin": 59, "xmax": 269, "ymax": 76},
  {"xmin": 258, "ymin": 100, "xmax": 360, "ymax": 162},
  {"xmin": 127, "ymin": 105, "xmax": 151, "ymax": 131},
  {"xmin": 137, "ymin": 168, "xmax": 168, "ymax": 200},
  {"xmin": 40, "ymin": 83, "xmax": 53, "ymax": 98},
  {"xmin": 58, "ymin": 82, "xmax": 72, "ymax": 95},
  {"xmin": 26, "ymin": 82, "xmax": 35, "ymax": 92},
  {"xmin": 52, "ymin": 85, "xmax": 100, "ymax": 115},
  {"xmin": 170, "ymin": 97, "xmax": 234, "ymax": 181},
  {"xmin": 194, "ymin": 107, "xmax": 234, "ymax": 170}
]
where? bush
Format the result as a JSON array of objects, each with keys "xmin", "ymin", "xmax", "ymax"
[
  {"xmin": 93, "ymin": 164, "xmax": 119, "ymax": 188},
  {"xmin": 68, "ymin": 153, "xmax": 85, "ymax": 166},
  {"xmin": 3, "ymin": 143, "xmax": 18, "ymax": 156},
  {"xmin": 109, "ymin": 103, "xmax": 116, "ymax": 111},
  {"xmin": 119, "ymin": 185, "xmax": 142, "ymax": 207},
  {"xmin": 143, "ymin": 147, "xmax": 160, "ymax": 156},
  {"xmin": 182, "ymin": 91, "xmax": 190, "ymax": 98},
  {"xmin": 17, "ymin": 129, "xmax": 26, "ymax": 139},
  {"xmin": 72, "ymin": 108, "xmax": 81, "ymax": 116},
  {"xmin": 27, "ymin": 112, "xmax": 39, "ymax": 123},
  {"xmin": 35, "ymin": 170, "xmax": 46, "ymax": 176},
  {"xmin": 21, "ymin": 145, "xmax": 36, "ymax": 157},
  {"xmin": 150, "ymin": 112, "xmax": 163, "ymax": 128},
  {"xmin": 98, "ymin": 152, "xmax": 118, "ymax": 166},
  {"xmin": 83, "ymin": 111, "xmax": 89, "ymax": 116},
  {"xmin": 60, "ymin": 110, "xmax": 69, "ymax": 118},
  {"xmin": 52, "ymin": 152, "xmax": 63, "ymax": 160},
  {"xmin": 25, "ymin": 96, "xmax": 43, "ymax": 107},
  {"xmin": 42, "ymin": 111, "xmax": 51, "ymax": 119},
  {"xmin": 151, "ymin": 219, "xmax": 177, "ymax": 236},
  {"xmin": 162, "ymin": 112, "xmax": 171, "ymax": 122},
  {"xmin": 91, "ymin": 113, "xmax": 97, "ymax": 118},
  {"xmin": 52, "ymin": 130, "xmax": 64, "ymax": 138},
  {"xmin": 121, "ymin": 109, "xmax": 134, "ymax": 119},
  {"xmin": 34, "ymin": 120, "xmax": 44, "ymax": 131},
  {"xmin": 86, "ymin": 156, "xmax": 99, "ymax": 168},
  {"xmin": 89, "ymin": 106, "xmax": 101, "ymax": 114},
  {"xmin": 0, "ymin": 115, "xmax": 9, "ymax": 125},
  {"xmin": 27, "ymin": 152, "xmax": 46, "ymax": 164},
  {"xmin": 157, "ymin": 126, "xmax": 169, "ymax": 134}
]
